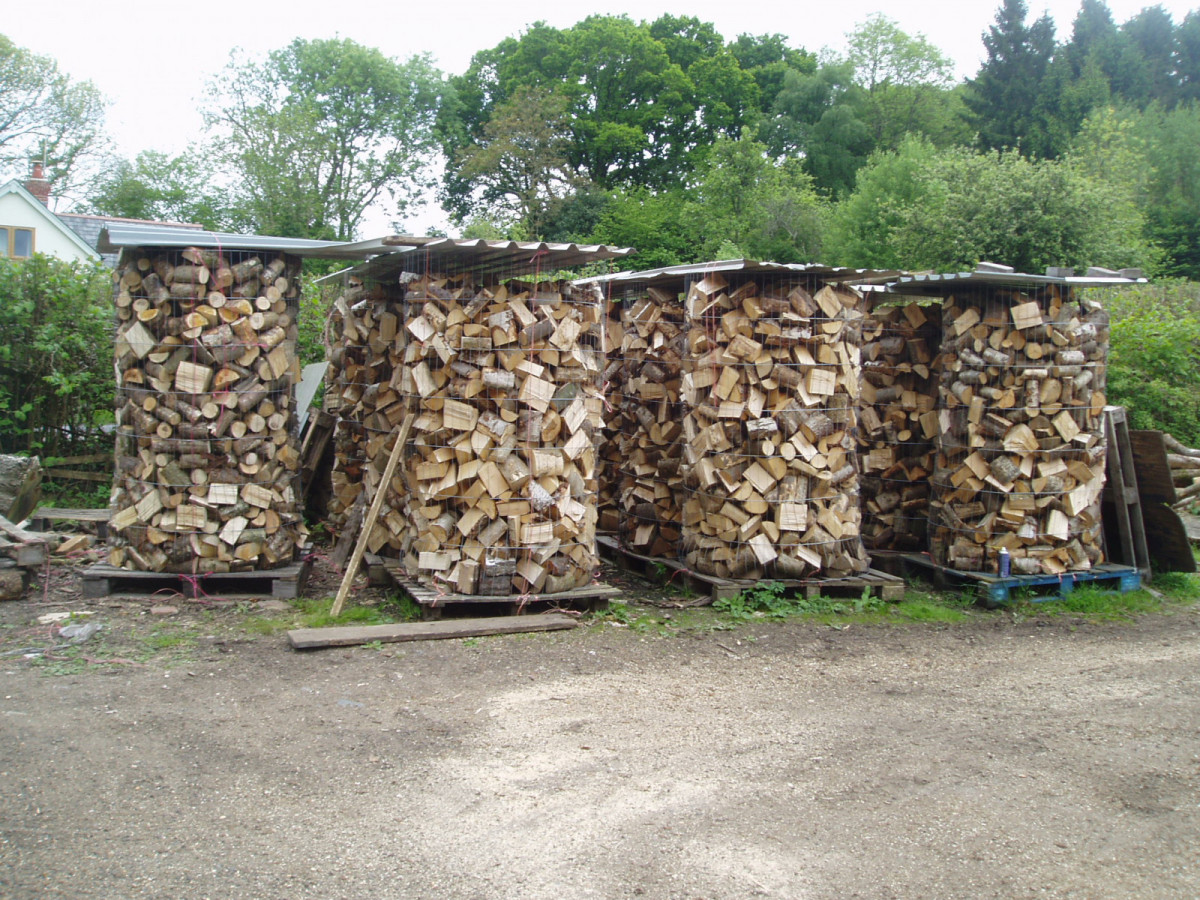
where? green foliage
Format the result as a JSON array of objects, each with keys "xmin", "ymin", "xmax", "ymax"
[
  {"xmin": 295, "ymin": 273, "xmax": 336, "ymax": 368},
  {"xmin": 84, "ymin": 149, "xmax": 234, "ymax": 230},
  {"xmin": 1099, "ymin": 282, "xmax": 1200, "ymax": 444},
  {"xmin": 965, "ymin": 0, "xmax": 1057, "ymax": 156},
  {"xmin": 0, "ymin": 34, "xmax": 106, "ymax": 197},
  {"xmin": 686, "ymin": 129, "xmax": 825, "ymax": 262},
  {"xmin": 451, "ymin": 86, "xmax": 581, "ymax": 236},
  {"xmin": 204, "ymin": 38, "xmax": 443, "ymax": 239},
  {"xmin": 0, "ymin": 255, "xmax": 113, "ymax": 456},
  {"xmin": 1151, "ymin": 571, "xmax": 1200, "ymax": 602},
  {"xmin": 715, "ymin": 582, "xmax": 890, "ymax": 621}
]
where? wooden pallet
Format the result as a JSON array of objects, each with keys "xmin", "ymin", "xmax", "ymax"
[
  {"xmin": 598, "ymin": 535, "xmax": 905, "ymax": 603},
  {"xmin": 29, "ymin": 507, "xmax": 111, "ymax": 540},
  {"xmin": 870, "ymin": 550, "xmax": 1141, "ymax": 608},
  {"xmin": 80, "ymin": 559, "xmax": 311, "ymax": 600},
  {"xmin": 384, "ymin": 563, "xmax": 621, "ymax": 618}
]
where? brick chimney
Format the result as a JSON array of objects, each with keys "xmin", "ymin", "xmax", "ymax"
[{"xmin": 25, "ymin": 162, "xmax": 51, "ymax": 206}]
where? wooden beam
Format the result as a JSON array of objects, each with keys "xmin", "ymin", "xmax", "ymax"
[{"xmin": 287, "ymin": 612, "xmax": 578, "ymax": 649}]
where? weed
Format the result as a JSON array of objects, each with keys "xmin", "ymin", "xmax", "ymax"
[
  {"xmin": 716, "ymin": 583, "xmax": 892, "ymax": 621},
  {"xmin": 462, "ymin": 637, "xmax": 481, "ymax": 648}
]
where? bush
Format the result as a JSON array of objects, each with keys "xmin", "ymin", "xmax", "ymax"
[
  {"xmin": 0, "ymin": 254, "xmax": 114, "ymax": 456},
  {"xmin": 1098, "ymin": 281, "xmax": 1200, "ymax": 445}
]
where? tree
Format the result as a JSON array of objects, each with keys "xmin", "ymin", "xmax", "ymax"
[
  {"xmin": 965, "ymin": 0, "xmax": 1056, "ymax": 155},
  {"xmin": 825, "ymin": 135, "xmax": 940, "ymax": 268},
  {"xmin": 1140, "ymin": 103, "xmax": 1200, "ymax": 278},
  {"xmin": 0, "ymin": 255, "xmax": 112, "ymax": 457},
  {"xmin": 686, "ymin": 129, "xmax": 825, "ymax": 262},
  {"xmin": 204, "ymin": 38, "xmax": 442, "ymax": 240},
  {"xmin": 84, "ymin": 149, "xmax": 234, "ymax": 229},
  {"xmin": 890, "ymin": 147, "xmax": 1154, "ymax": 273},
  {"xmin": 1111, "ymin": 6, "xmax": 1178, "ymax": 108},
  {"xmin": 0, "ymin": 34, "xmax": 107, "ymax": 204},
  {"xmin": 845, "ymin": 15, "xmax": 957, "ymax": 149},
  {"xmin": 452, "ymin": 87, "xmax": 581, "ymax": 237},
  {"xmin": 591, "ymin": 187, "xmax": 694, "ymax": 269}
]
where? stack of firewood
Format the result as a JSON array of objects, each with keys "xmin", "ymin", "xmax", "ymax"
[
  {"xmin": 857, "ymin": 298, "xmax": 940, "ymax": 552},
  {"xmin": 596, "ymin": 295, "xmax": 624, "ymax": 534},
  {"xmin": 108, "ymin": 248, "xmax": 305, "ymax": 572},
  {"xmin": 610, "ymin": 287, "xmax": 688, "ymax": 558},
  {"xmin": 1165, "ymin": 434, "xmax": 1200, "ymax": 510},
  {"xmin": 930, "ymin": 286, "xmax": 1110, "ymax": 574},
  {"xmin": 324, "ymin": 276, "xmax": 414, "ymax": 540},
  {"xmin": 678, "ymin": 272, "xmax": 871, "ymax": 579},
  {"xmin": 373, "ymin": 276, "xmax": 607, "ymax": 595}
]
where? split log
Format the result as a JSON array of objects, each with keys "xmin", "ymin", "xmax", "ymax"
[
  {"xmin": 327, "ymin": 269, "xmax": 604, "ymax": 596},
  {"xmin": 605, "ymin": 286, "xmax": 687, "ymax": 558}
]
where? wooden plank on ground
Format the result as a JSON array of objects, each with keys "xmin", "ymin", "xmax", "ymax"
[{"xmin": 287, "ymin": 612, "xmax": 578, "ymax": 649}]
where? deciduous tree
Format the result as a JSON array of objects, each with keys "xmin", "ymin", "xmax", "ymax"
[{"xmin": 204, "ymin": 38, "xmax": 442, "ymax": 239}]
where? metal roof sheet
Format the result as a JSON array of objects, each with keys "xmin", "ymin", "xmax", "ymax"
[
  {"xmin": 885, "ymin": 264, "xmax": 1147, "ymax": 293},
  {"xmin": 319, "ymin": 238, "xmax": 634, "ymax": 283},
  {"xmin": 98, "ymin": 223, "xmax": 361, "ymax": 258},
  {"xmin": 576, "ymin": 258, "xmax": 902, "ymax": 289}
]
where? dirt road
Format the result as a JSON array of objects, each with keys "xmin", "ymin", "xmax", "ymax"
[{"xmin": 2, "ymin": 590, "xmax": 1199, "ymax": 899}]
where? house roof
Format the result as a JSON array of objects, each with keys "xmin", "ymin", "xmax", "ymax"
[{"xmin": 0, "ymin": 180, "xmax": 100, "ymax": 260}]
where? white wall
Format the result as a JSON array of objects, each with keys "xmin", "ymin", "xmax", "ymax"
[{"xmin": 0, "ymin": 192, "xmax": 97, "ymax": 263}]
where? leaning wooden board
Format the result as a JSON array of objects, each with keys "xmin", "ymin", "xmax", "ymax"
[{"xmin": 287, "ymin": 612, "xmax": 578, "ymax": 649}]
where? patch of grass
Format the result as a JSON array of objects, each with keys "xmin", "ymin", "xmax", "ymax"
[
  {"xmin": 1027, "ymin": 585, "xmax": 1165, "ymax": 620},
  {"xmin": 243, "ymin": 616, "xmax": 291, "ymax": 635},
  {"xmin": 141, "ymin": 626, "xmax": 197, "ymax": 652},
  {"xmin": 1153, "ymin": 571, "xmax": 1200, "ymax": 602},
  {"xmin": 290, "ymin": 596, "xmax": 400, "ymax": 629},
  {"xmin": 715, "ymin": 582, "xmax": 894, "ymax": 622}
]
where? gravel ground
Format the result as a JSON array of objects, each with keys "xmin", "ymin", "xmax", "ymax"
[{"xmin": 1, "ymin": 559, "xmax": 1198, "ymax": 900}]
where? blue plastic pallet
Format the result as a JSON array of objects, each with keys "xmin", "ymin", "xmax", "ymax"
[{"xmin": 871, "ymin": 552, "xmax": 1141, "ymax": 608}]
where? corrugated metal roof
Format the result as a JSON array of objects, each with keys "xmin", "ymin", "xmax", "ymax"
[
  {"xmin": 885, "ymin": 264, "xmax": 1147, "ymax": 293},
  {"xmin": 98, "ymin": 223, "xmax": 359, "ymax": 258},
  {"xmin": 319, "ymin": 238, "xmax": 634, "ymax": 283},
  {"xmin": 576, "ymin": 258, "xmax": 902, "ymax": 289}
]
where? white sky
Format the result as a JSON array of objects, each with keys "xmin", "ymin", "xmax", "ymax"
[{"xmin": 6, "ymin": 0, "xmax": 1198, "ymax": 235}]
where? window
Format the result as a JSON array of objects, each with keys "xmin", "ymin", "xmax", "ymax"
[{"xmin": 0, "ymin": 226, "xmax": 34, "ymax": 258}]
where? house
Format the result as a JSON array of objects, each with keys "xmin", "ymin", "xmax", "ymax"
[
  {"xmin": 1, "ymin": 162, "xmax": 204, "ymax": 265},
  {"xmin": 0, "ymin": 167, "xmax": 99, "ymax": 263}
]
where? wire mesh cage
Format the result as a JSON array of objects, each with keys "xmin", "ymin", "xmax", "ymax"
[
  {"xmin": 857, "ymin": 294, "xmax": 942, "ymax": 554},
  {"xmin": 325, "ymin": 241, "xmax": 624, "ymax": 596},
  {"xmin": 600, "ymin": 279, "xmax": 688, "ymax": 558},
  {"xmin": 666, "ymin": 266, "xmax": 872, "ymax": 580},
  {"xmin": 930, "ymin": 282, "xmax": 1110, "ymax": 575},
  {"xmin": 108, "ymin": 247, "xmax": 306, "ymax": 572}
]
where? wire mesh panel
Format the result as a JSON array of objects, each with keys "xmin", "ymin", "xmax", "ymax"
[
  {"xmin": 608, "ymin": 282, "xmax": 687, "ymax": 558},
  {"xmin": 857, "ymin": 295, "xmax": 941, "ymax": 553},
  {"xmin": 324, "ymin": 244, "xmax": 617, "ymax": 596},
  {"xmin": 108, "ymin": 247, "xmax": 305, "ymax": 572},
  {"xmin": 930, "ymin": 284, "xmax": 1110, "ymax": 574},
  {"xmin": 678, "ymin": 269, "xmax": 871, "ymax": 579},
  {"xmin": 325, "ymin": 273, "xmax": 411, "ymax": 541},
  {"xmin": 395, "ymin": 269, "xmax": 606, "ymax": 595}
]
